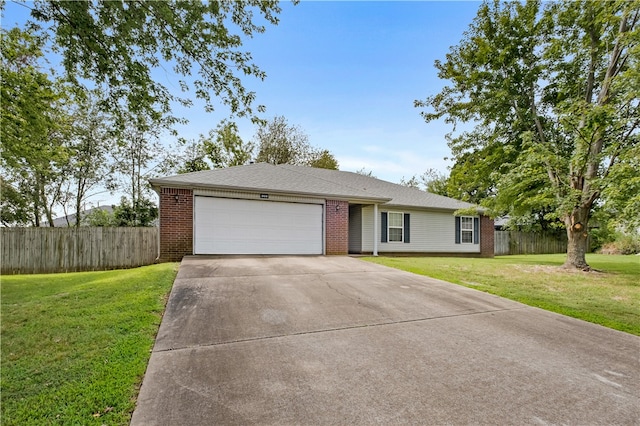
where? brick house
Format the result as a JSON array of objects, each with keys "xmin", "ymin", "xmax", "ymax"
[{"xmin": 149, "ymin": 163, "xmax": 494, "ymax": 261}]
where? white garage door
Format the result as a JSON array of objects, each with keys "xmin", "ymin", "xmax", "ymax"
[{"xmin": 194, "ymin": 197, "xmax": 323, "ymax": 255}]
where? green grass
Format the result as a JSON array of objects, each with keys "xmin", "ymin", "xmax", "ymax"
[
  {"xmin": 364, "ymin": 254, "xmax": 640, "ymax": 335},
  {"xmin": 1, "ymin": 263, "xmax": 179, "ymax": 425}
]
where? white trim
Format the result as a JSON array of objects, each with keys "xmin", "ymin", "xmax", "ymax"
[
  {"xmin": 460, "ymin": 216, "xmax": 474, "ymax": 244},
  {"xmin": 373, "ymin": 203, "xmax": 379, "ymax": 256},
  {"xmin": 194, "ymin": 188, "xmax": 323, "ymax": 205},
  {"xmin": 322, "ymin": 200, "xmax": 327, "ymax": 255},
  {"xmin": 387, "ymin": 211, "xmax": 404, "ymax": 243}
]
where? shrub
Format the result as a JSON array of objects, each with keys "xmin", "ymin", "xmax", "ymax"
[{"xmin": 598, "ymin": 233, "xmax": 640, "ymax": 255}]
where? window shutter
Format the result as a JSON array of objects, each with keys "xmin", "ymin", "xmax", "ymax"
[
  {"xmin": 404, "ymin": 213, "xmax": 410, "ymax": 243},
  {"xmin": 381, "ymin": 212, "xmax": 388, "ymax": 243},
  {"xmin": 474, "ymin": 217, "xmax": 480, "ymax": 244},
  {"xmin": 455, "ymin": 216, "xmax": 461, "ymax": 244}
]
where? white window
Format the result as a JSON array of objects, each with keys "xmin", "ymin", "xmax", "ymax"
[
  {"xmin": 388, "ymin": 212, "xmax": 403, "ymax": 242},
  {"xmin": 461, "ymin": 216, "xmax": 474, "ymax": 243}
]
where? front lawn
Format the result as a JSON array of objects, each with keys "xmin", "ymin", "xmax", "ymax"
[
  {"xmin": 364, "ymin": 254, "xmax": 640, "ymax": 336},
  {"xmin": 1, "ymin": 263, "xmax": 179, "ymax": 425}
]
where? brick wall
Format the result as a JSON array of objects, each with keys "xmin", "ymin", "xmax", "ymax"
[
  {"xmin": 480, "ymin": 215, "xmax": 495, "ymax": 258},
  {"xmin": 159, "ymin": 187, "xmax": 193, "ymax": 262},
  {"xmin": 325, "ymin": 200, "xmax": 349, "ymax": 255}
]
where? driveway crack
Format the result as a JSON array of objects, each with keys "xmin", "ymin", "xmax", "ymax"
[{"xmin": 155, "ymin": 306, "xmax": 529, "ymax": 353}]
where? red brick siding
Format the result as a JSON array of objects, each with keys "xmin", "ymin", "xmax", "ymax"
[
  {"xmin": 480, "ymin": 215, "xmax": 495, "ymax": 258},
  {"xmin": 325, "ymin": 200, "xmax": 348, "ymax": 255},
  {"xmin": 159, "ymin": 188, "xmax": 193, "ymax": 262}
]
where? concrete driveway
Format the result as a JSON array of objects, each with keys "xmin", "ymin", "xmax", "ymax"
[{"xmin": 131, "ymin": 256, "xmax": 640, "ymax": 425}]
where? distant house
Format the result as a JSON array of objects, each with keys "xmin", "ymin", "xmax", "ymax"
[
  {"xmin": 51, "ymin": 205, "xmax": 114, "ymax": 227},
  {"xmin": 149, "ymin": 163, "xmax": 494, "ymax": 261},
  {"xmin": 494, "ymin": 217, "xmax": 509, "ymax": 231}
]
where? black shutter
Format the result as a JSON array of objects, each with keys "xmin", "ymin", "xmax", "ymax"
[
  {"xmin": 404, "ymin": 213, "xmax": 410, "ymax": 243},
  {"xmin": 381, "ymin": 212, "xmax": 388, "ymax": 242},
  {"xmin": 455, "ymin": 216, "xmax": 461, "ymax": 244},
  {"xmin": 474, "ymin": 217, "xmax": 480, "ymax": 244}
]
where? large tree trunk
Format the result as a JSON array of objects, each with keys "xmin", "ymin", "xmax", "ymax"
[{"xmin": 563, "ymin": 205, "xmax": 591, "ymax": 270}]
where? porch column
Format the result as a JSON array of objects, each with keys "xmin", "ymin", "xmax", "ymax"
[{"xmin": 373, "ymin": 203, "xmax": 379, "ymax": 256}]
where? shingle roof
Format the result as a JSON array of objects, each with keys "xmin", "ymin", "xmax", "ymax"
[{"xmin": 149, "ymin": 163, "xmax": 475, "ymax": 211}]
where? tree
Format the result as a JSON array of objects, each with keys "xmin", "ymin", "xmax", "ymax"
[
  {"xmin": 15, "ymin": 1, "xmax": 285, "ymax": 122},
  {"xmin": 416, "ymin": 0, "xmax": 639, "ymax": 269},
  {"xmin": 174, "ymin": 141, "xmax": 211, "ymax": 174},
  {"xmin": 254, "ymin": 115, "xmax": 339, "ymax": 169},
  {"xmin": 112, "ymin": 197, "xmax": 157, "ymax": 227},
  {"xmin": 600, "ymin": 144, "xmax": 640, "ymax": 234},
  {"xmin": 60, "ymin": 90, "xmax": 112, "ymax": 227},
  {"xmin": 421, "ymin": 168, "xmax": 451, "ymax": 196},
  {"xmin": 355, "ymin": 168, "xmax": 376, "ymax": 178},
  {"xmin": 399, "ymin": 175, "xmax": 421, "ymax": 189},
  {"xmin": 1, "ymin": 27, "xmax": 71, "ymax": 227},
  {"xmin": 204, "ymin": 120, "xmax": 254, "ymax": 169},
  {"xmin": 398, "ymin": 169, "xmax": 453, "ymax": 197},
  {"xmin": 107, "ymin": 114, "xmax": 167, "ymax": 226},
  {"xmin": 0, "ymin": 177, "xmax": 30, "ymax": 226},
  {"xmin": 255, "ymin": 116, "xmax": 310, "ymax": 165},
  {"xmin": 82, "ymin": 206, "xmax": 116, "ymax": 227},
  {"xmin": 170, "ymin": 120, "xmax": 254, "ymax": 174},
  {"xmin": 308, "ymin": 149, "xmax": 339, "ymax": 170}
]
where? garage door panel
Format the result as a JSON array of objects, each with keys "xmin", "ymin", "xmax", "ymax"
[{"xmin": 195, "ymin": 197, "xmax": 323, "ymax": 255}]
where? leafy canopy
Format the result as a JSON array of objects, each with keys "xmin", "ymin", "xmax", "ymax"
[
  {"xmin": 254, "ymin": 116, "xmax": 339, "ymax": 169},
  {"xmin": 416, "ymin": 0, "xmax": 639, "ymax": 267},
  {"xmin": 16, "ymin": 0, "xmax": 284, "ymax": 122}
]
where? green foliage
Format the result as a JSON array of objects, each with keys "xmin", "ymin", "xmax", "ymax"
[
  {"xmin": 107, "ymin": 116, "xmax": 169, "ymax": 210},
  {"xmin": 255, "ymin": 115, "xmax": 309, "ymax": 165},
  {"xmin": 62, "ymin": 90, "xmax": 113, "ymax": 226},
  {"xmin": 2, "ymin": 1, "xmax": 290, "ymax": 226},
  {"xmin": 599, "ymin": 232, "xmax": 640, "ymax": 255},
  {"xmin": 175, "ymin": 142, "xmax": 212, "ymax": 174},
  {"xmin": 170, "ymin": 120, "xmax": 255, "ymax": 174},
  {"xmin": 600, "ymin": 144, "xmax": 640, "ymax": 233},
  {"xmin": 208, "ymin": 120, "xmax": 255, "ymax": 168},
  {"xmin": 113, "ymin": 198, "xmax": 158, "ymax": 227},
  {"xmin": 254, "ymin": 115, "xmax": 339, "ymax": 169},
  {"xmin": 421, "ymin": 168, "xmax": 450, "ymax": 197},
  {"xmin": 1, "ymin": 263, "xmax": 178, "ymax": 424},
  {"xmin": 308, "ymin": 149, "xmax": 339, "ymax": 170},
  {"xmin": 365, "ymin": 255, "xmax": 640, "ymax": 335},
  {"xmin": 399, "ymin": 169, "xmax": 452, "ymax": 197},
  {"xmin": 82, "ymin": 207, "xmax": 117, "ymax": 227},
  {"xmin": 0, "ymin": 27, "xmax": 72, "ymax": 226},
  {"xmin": 416, "ymin": 0, "xmax": 639, "ymax": 268},
  {"xmin": 0, "ymin": 177, "xmax": 30, "ymax": 226},
  {"xmin": 81, "ymin": 202, "xmax": 158, "ymax": 228},
  {"xmin": 23, "ymin": 0, "xmax": 284, "ymax": 122}
]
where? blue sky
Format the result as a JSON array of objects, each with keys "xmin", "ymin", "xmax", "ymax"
[
  {"xmin": 175, "ymin": 1, "xmax": 482, "ymax": 183},
  {"xmin": 2, "ymin": 1, "xmax": 482, "ymax": 208}
]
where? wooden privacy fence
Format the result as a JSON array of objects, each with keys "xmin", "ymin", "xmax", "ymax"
[
  {"xmin": 1, "ymin": 227, "xmax": 158, "ymax": 274},
  {"xmin": 494, "ymin": 230, "xmax": 567, "ymax": 255}
]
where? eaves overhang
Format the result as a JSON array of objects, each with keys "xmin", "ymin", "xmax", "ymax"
[
  {"xmin": 382, "ymin": 202, "xmax": 484, "ymax": 214},
  {"xmin": 149, "ymin": 179, "xmax": 391, "ymax": 205}
]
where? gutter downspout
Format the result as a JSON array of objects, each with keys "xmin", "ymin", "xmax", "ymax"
[{"xmin": 373, "ymin": 203, "xmax": 379, "ymax": 256}]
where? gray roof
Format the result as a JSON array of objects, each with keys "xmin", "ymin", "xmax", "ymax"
[
  {"xmin": 150, "ymin": 163, "xmax": 475, "ymax": 211},
  {"xmin": 51, "ymin": 205, "xmax": 114, "ymax": 227}
]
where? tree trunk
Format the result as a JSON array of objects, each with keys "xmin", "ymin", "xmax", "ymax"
[
  {"xmin": 563, "ymin": 205, "xmax": 591, "ymax": 270},
  {"xmin": 75, "ymin": 193, "xmax": 82, "ymax": 228}
]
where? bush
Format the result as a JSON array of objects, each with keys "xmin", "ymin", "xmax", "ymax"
[{"xmin": 598, "ymin": 233, "xmax": 640, "ymax": 255}]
